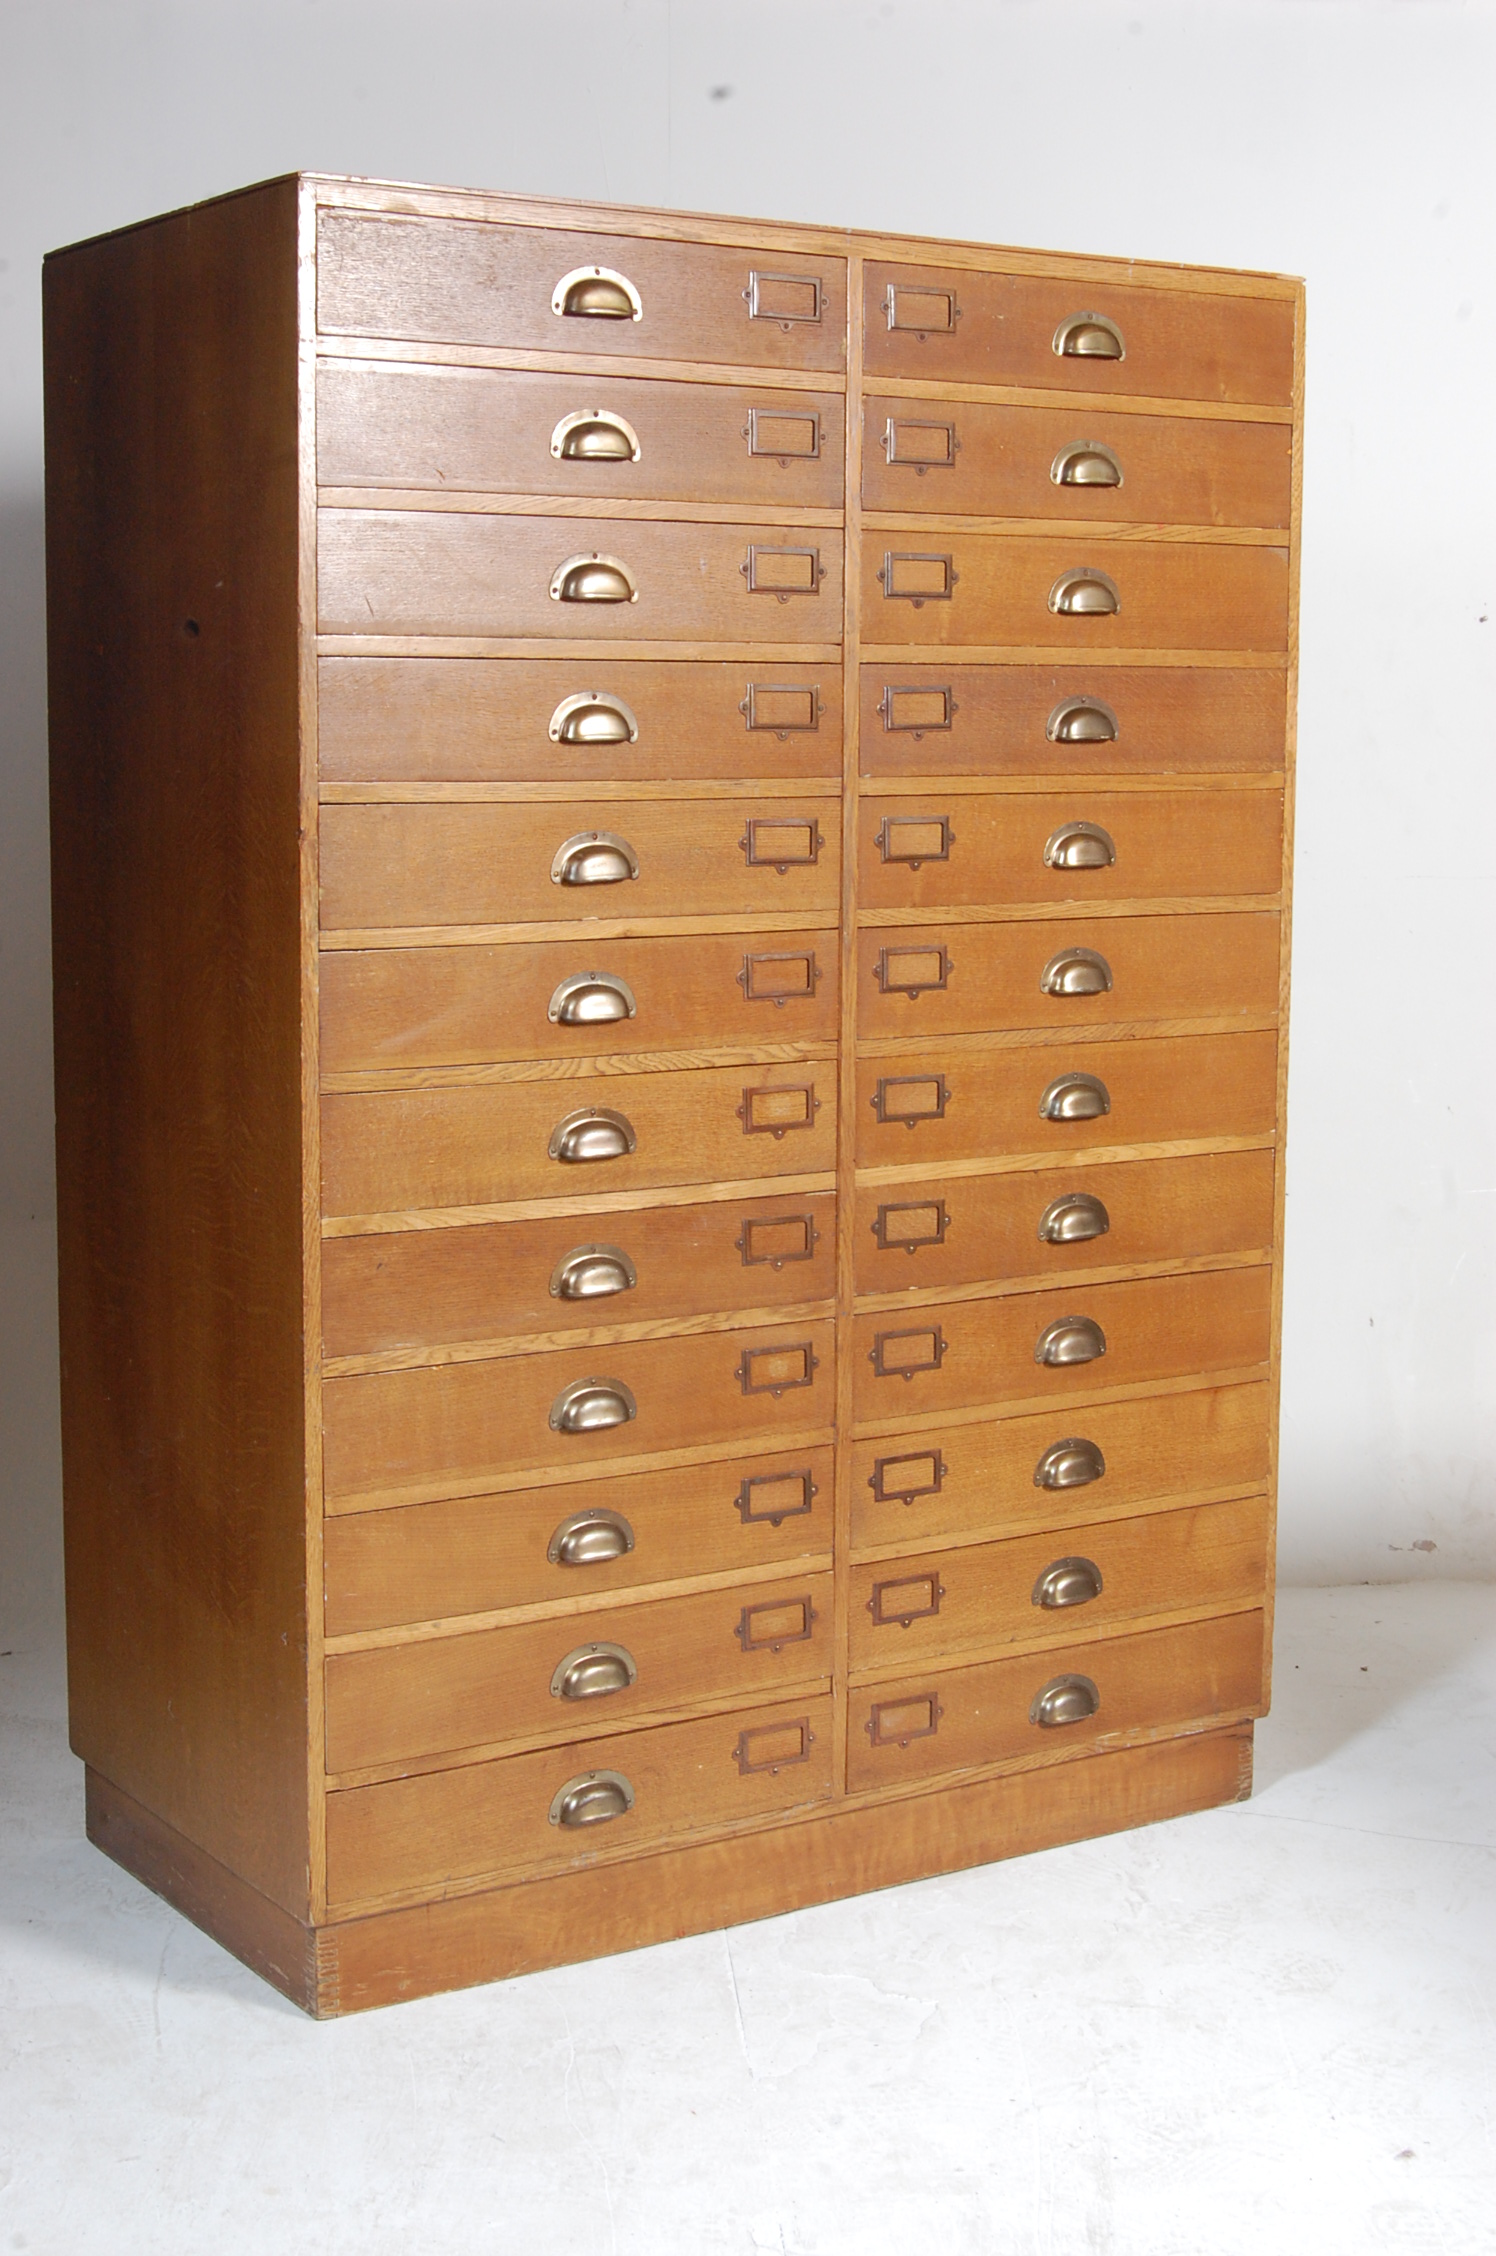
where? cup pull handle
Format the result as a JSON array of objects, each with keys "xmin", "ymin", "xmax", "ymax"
[
  {"xmin": 1034, "ymin": 1315, "xmax": 1107, "ymax": 1367},
  {"xmin": 1039, "ymin": 1071, "xmax": 1110, "ymax": 1122},
  {"xmin": 547, "ymin": 1508, "xmax": 637, "ymax": 1566},
  {"xmin": 1032, "ymin": 1436, "xmax": 1107, "ymax": 1489},
  {"xmin": 552, "ymin": 266, "xmax": 642, "ymax": 321},
  {"xmin": 1032, "ymin": 1556, "xmax": 1105, "ymax": 1609},
  {"xmin": 550, "ymin": 553, "xmax": 637, "ymax": 604},
  {"xmin": 1049, "ymin": 568, "xmax": 1121, "ymax": 616},
  {"xmin": 548, "ymin": 1769, "xmax": 636, "ymax": 1827},
  {"xmin": 548, "ymin": 691, "xmax": 639, "ymax": 746},
  {"xmin": 548, "ymin": 1244, "xmax": 638, "ymax": 1301},
  {"xmin": 1047, "ymin": 695, "xmax": 1118, "ymax": 744},
  {"xmin": 1052, "ymin": 440, "xmax": 1123, "ymax": 488},
  {"xmin": 550, "ymin": 831, "xmax": 640, "ymax": 886},
  {"xmin": 549, "ymin": 1641, "xmax": 638, "ymax": 1700},
  {"xmin": 1044, "ymin": 820, "xmax": 1116, "ymax": 870},
  {"xmin": 1052, "ymin": 311, "xmax": 1125, "ymax": 360},
  {"xmin": 548, "ymin": 1108, "xmax": 637, "ymax": 1164},
  {"xmin": 1030, "ymin": 1673, "xmax": 1101, "ymax": 1727},
  {"xmin": 1041, "ymin": 946, "xmax": 1113, "ymax": 997},
  {"xmin": 548, "ymin": 971, "xmax": 638, "ymax": 1026},
  {"xmin": 548, "ymin": 1377, "xmax": 638, "ymax": 1433},
  {"xmin": 551, "ymin": 408, "xmax": 642, "ymax": 462},
  {"xmin": 1037, "ymin": 1192, "xmax": 1111, "ymax": 1245}
]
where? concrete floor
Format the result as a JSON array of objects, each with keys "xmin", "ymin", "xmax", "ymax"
[{"xmin": 1, "ymin": 1582, "xmax": 1492, "ymax": 2255}]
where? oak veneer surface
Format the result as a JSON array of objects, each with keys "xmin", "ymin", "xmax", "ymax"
[{"xmin": 51, "ymin": 173, "xmax": 1298, "ymax": 2011}]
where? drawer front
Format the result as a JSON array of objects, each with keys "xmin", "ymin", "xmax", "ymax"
[
  {"xmin": 858, "ymin": 911, "xmax": 1279, "ymax": 1040},
  {"xmin": 319, "ymin": 658, "xmax": 842, "ymax": 785},
  {"xmin": 855, "ymin": 1148, "xmax": 1274, "ymax": 1298},
  {"xmin": 862, "ymin": 396, "xmax": 1291, "ymax": 530},
  {"xmin": 849, "ymin": 1494, "xmax": 1268, "ymax": 1673},
  {"xmin": 323, "ymin": 1064, "xmax": 838, "ymax": 1217},
  {"xmin": 862, "ymin": 262, "xmax": 1294, "ymax": 407},
  {"xmin": 858, "ymin": 789, "xmax": 1283, "ymax": 912},
  {"xmin": 322, "ymin": 930, "xmax": 839, "ymax": 1072},
  {"xmin": 324, "ymin": 1191, "xmax": 839, "ymax": 1359},
  {"xmin": 845, "ymin": 1612, "xmax": 1264, "ymax": 1794},
  {"xmin": 319, "ymin": 362, "xmax": 846, "ymax": 511},
  {"xmin": 850, "ymin": 1381, "xmax": 1272, "ymax": 1554},
  {"xmin": 321, "ymin": 799, "xmax": 839, "ymax": 932},
  {"xmin": 859, "ymin": 532, "xmax": 1287, "ymax": 653},
  {"xmin": 851, "ymin": 1266, "xmax": 1271, "ymax": 1427},
  {"xmin": 856, "ymin": 1028, "xmax": 1277, "ymax": 1166},
  {"xmin": 325, "ymin": 1446, "xmax": 836, "ymax": 1636},
  {"xmin": 860, "ymin": 664, "xmax": 1287, "ymax": 779},
  {"xmin": 319, "ymin": 510, "xmax": 844, "ymax": 642},
  {"xmin": 323, "ymin": 1317, "xmax": 838, "ymax": 1503},
  {"xmin": 326, "ymin": 1692, "xmax": 836, "ymax": 1910},
  {"xmin": 318, "ymin": 211, "xmax": 848, "ymax": 372},
  {"xmin": 326, "ymin": 1571, "xmax": 835, "ymax": 1771}
]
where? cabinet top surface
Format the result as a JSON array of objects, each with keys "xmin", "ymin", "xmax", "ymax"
[{"xmin": 45, "ymin": 171, "xmax": 1304, "ymax": 298}]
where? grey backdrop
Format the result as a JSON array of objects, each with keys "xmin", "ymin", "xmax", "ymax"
[{"xmin": 3, "ymin": 0, "xmax": 1493, "ymax": 1642}]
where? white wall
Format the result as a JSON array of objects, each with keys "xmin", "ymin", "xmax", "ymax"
[{"xmin": 2, "ymin": 0, "xmax": 1492, "ymax": 1603}]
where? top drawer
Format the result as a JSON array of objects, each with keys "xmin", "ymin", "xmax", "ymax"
[
  {"xmin": 318, "ymin": 212, "xmax": 848, "ymax": 374},
  {"xmin": 863, "ymin": 262, "xmax": 1294, "ymax": 408}
]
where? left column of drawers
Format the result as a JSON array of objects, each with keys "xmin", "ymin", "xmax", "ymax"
[{"xmin": 308, "ymin": 203, "xmax": 850, "ymax": 1915}]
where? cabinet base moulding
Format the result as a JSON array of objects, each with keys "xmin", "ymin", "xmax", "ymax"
[{"xmin": 86, "ymin": 1724, "xmax": 1252, "ymax": 2018}]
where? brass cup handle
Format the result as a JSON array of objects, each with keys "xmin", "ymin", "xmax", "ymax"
[
  {"xmin": 549, "ymin": 1641, "xmax": 638, "ymax": 1700},
  {"xmin": 550, "ymin": 831, "xmax": 640, "ymax": 886},
  {"xmin": 548, "ymin": 1376, "xmax": 638, "ymax": 1433},
  {"xmin": 1049, "ymin": 568, "xmax": 1121, "ymax": 616},
  {"xmin": 1044, "ymin": 820, "xmax": 1116, "ymax": 870},
  {"xmin": 1033, "ymin": 1436, "xmax": 1106, "ymax": 1490},
  {"xmin": 1052, "ymin": 440, "xmax": 1123, "ymax": 488},
  {"xmin": 549, "ymin": 1243, "xmax": 638, "ymax": 1301},
  {"xmin": 1037, "ymin": 1192, "xmax": 1110, "ymax": 1244},
  {"xmin": 548, "ymin": 691, "xmax": 639, "ymax": 746},
  {"xmin": 548, "ymin": 1769, "xmax": 636, "ymax": 1827},
  {"xmin": 551, "ymin": 408, "xmax": 642, "ymax": 462},
  {"xmin": 550, "ymin": 553, "xmax": 637, "ymax": 604},
  {"xmin": 1040, "ymin": 1071, "xmax": 1111, "ymax": 1121},
  {"xmin": 548, "ymin": 971, "xmax": 638, "ymax": 1026},
  {"xmin": 1053, "ymin": 311, "xmax": 1125, "ymax": 360},
  {"xmin": 1034, "ymin": 1314, "xmax": 1107, "ymax": 1367},
  {"xmin": 1032, "ymin": 1556, "xmax": 1104, "ymax": 1610},
  {"xmin": 1041, "ymin": 946, "xmax": 1113, "ymax": 997},
  {"xmin": 552, "ymin": 265, "xmax": 643, "ymax": 321},
  {"xmin": 1047, "ymin": 695, "xmax": 1118, "ymax": 744},
  {"xmin": 1030, "ymin": 1673, "xmax": 1101, "ymax": 1727},
  {"xmin": 547, "ymin": 1507, "xmax": 637, "ymax": 1566},
  {"xmin": 548, "ymin": 1107, "xmax": 637, "ymax": 1164}
]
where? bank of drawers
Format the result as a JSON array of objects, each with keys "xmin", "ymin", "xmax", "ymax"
[{"xmin": 315, "ymin": 208, "xmax": 1287, "ymax": 1895}]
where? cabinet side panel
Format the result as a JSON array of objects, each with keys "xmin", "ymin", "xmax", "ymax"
[{"xmin": 45, "ymin": 179, "xmax": 310, "ymax": 1913}]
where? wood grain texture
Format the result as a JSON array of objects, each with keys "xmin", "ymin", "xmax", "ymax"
[
  {"xmin": 863, "ymin": 261, "xmax": 1294, "ymax": 405},
  {"xmin": 318, "ymin": 361, "xmax": 846, "ymax": 509},
  {"xmin": 858, "ymin": 662, "xmax": 1286, "ymax": 776},
  {"xmin": 847, "ymin": 1495, "xmax": 1268, "ymax": 1674},
  {"xmin": 318, "ymin": 508, "xmax": 845, "ymax": 642},
  {"xmin": 850, "ymin": 1381, "xmax": 1272, "ymax": 1557},
  {"xmin": 323, "ymin": 1316, "xmax": 838, "ymax": 1503},
  {"xmin": 317, "ymin": 209, "xmax": 849, "ymax": 372},
  {"xmin": 46, "ymin": 178, "xmax": 312, "ymax": 1915},
  {"xmin": 320, "ymin": 796, "xmax": 839, "ymax": 930},
  {"xmin": 862, "ymin": 394, "xmax": 1290, "ymax": 529},
  {"xmin": 858, "ymin": 529, "xmax": 1287, "ymax": 653},
  {"xmin": 846, "ymin": 1610, "xmax": 1264, "ymax": 1792}
]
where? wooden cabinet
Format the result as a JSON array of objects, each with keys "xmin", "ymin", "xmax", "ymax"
[{"xmin": 46, "ymin": 174, "xmax": 1299, "ymax": 2016}]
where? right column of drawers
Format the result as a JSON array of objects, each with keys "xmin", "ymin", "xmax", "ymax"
[{"xmin": 844, "ymin": 255, "xmax": 1296, "ymax": 1794}]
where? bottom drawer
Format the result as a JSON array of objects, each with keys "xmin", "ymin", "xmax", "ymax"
[
  {"xmin": 326, "ymin": 1694, "xmax": 835, "ymax": 1911},
  {"xmin": 846, "ymin": 1611, "xmax": 1264, "ymax": 1795}
]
